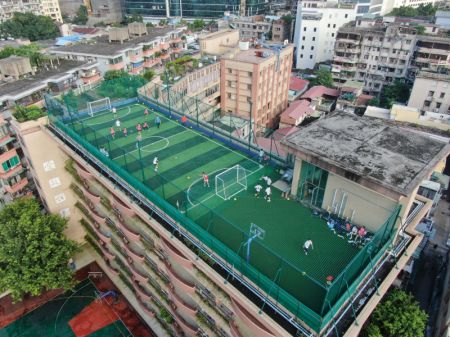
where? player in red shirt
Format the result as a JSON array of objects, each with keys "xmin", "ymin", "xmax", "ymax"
[
  {"xmin": 110, "ymin": 127, "xmax": 115, "ymax": 139},
  {"xmin": 123, "ymin": 127, "xmax": 128, "ymax": 137},
  {"xmin": 202, "ymin": 172, "xmax": 210, "ymax": 187}
]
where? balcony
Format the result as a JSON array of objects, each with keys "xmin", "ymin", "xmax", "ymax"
[
  {"xmin": 109, "ymin": 62, "xmax": 125, "ymax": 71},
  {"xmin": 333, "ymin": 56, "xmax": 357, "ymax": 64},
  {"xmin": 0, "ymin": 163, "xmax": 24, "ymax": 179},
  {"xmin": 161, "ymin": 238, "xmax": 192, "ymax": 268},
  {"xmin": 172, "ymin": 37, "xmax": 182, "ymax": 43},
  {"xmin": 417, "ymin": 46, "xmax": 449, "ymax": 56},
  {"xmin": 171, "ymin": 308, "xmax": 198, "ymax": 336},
  {"xmin": 130, "ymin": 262, "xmax": 149, "ymax": 283},
  {"xmin": 118, "ymin": 220, "xmax": 140, "ymax": 241},
  {"xmin": 134, "ymin": 281, "xmax": 153, "ymax": 302},
  {"xmin": 105, "ymin": 260, "xmax": 120, "ymax": 276},
  {"xmin": 160, "ymin": 53, "xmax": 170, "ymax": 61},
  {"xmin": 131, "ymin": 66, "xmax": 143, "ymax": 74},
  {"xmin": 92, "ymin": 223, "xmax": 111, "ymax": 243},
  {"xmin": 80, "ymin": 73, "xmax": 101, "ymax": 85},
  {"xmin": 90, "ymin": 208, "xmax": 106, "ymax": 225},
  {"xmin": 231, "ymin": 300, "xmax": 275, "ymax": 337},
  {"xmin": 230, "ymin": 323, "xmax": 244, "ymax": 337},
  {"xmin": 0, "ymin": 148, "xmax": 18, "ymax": 165},
  {"xmin": 75, "ymin": 164, "xmax": 93, "ymax": 180},
  {"xmin": 144, "ymin": 59, "xmax": 161, "ymax": 68},
  {"xmin": 4, "ymin": 178, "xmax": 28, "ymax": 194},
  {"xmin": 172, "ymin": 47, "xmax": 182, "ymax": 54},
  {"xmin": 170, "ymin": 289, "xmax": 197, "ymax": 316},
  {"xmin": 110, "ymin": 196, "xmax": 136, "ymax": 217},
  {"xmin": 138, "ymin": 298, "xmax": 156, "ymax": 317},
  {"xmin": 82, "ymin": 185, "xmax": 101, "ymax": 204},
  {"xmin": 160, "ymin": 43, "xmax": 169, "ymax": 50},
  {"xmin": 124, "ymin": 242, "xmax": 145, "ymax": 262},
  {"xmin": 130, "ymin": 54, "xmax": 143, "ymax": 62},
  {"xmin": 99, "ymin": 242, "xmax": 115, "ymax": 260},
  {"xmin": 166, "ymin": 265, "xmax": 196, "ymax": 296}
]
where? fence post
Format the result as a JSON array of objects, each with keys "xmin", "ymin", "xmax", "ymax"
[{"xmin": 195, "ymin": 98, "xmax": 199, "ymax": 127}]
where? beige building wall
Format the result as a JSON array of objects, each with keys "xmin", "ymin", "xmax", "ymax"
[
  {"xmin": 220, "ymin": 45, "xmax": 294, "ymax": 129},
  {"xmin": 322, "ymin": 173, "xmax": 399, "ymax": 232},
  {"xmin": 408, "ymin": 73, "xmax": 450, "ymax": 115},
  {"xmin": 390, "ymin": 104, "xmax": 450, "ymax": 132},
  {"xmin": 199, "ymin": 30, "xmax": 240, "ymax": 56},
  {"xmin": 41, "ymin": 0, "xmax": 62, "ymax": 22},
  {"xmin": 12, "ymin": 117, "xmax": 84, "ymax": 243}
]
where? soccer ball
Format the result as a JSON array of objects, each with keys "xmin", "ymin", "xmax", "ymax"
[
  {"xmin": 234, "ymin": 198, "xmax": 237, "ymax": 200},
  {"xmin": 187, "ymin": 176, "xmax": 191, "ymax": 179}
]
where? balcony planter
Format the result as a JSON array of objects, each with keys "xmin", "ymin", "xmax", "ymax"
[
  {"xmin": 106, "ymin": 262, "xmax": 120, "ymax": 276},
  {"xmin": 171, "ymin": 309, "xmax": 198, "ymax": 337},
  {"xmin": 230, "ymin": 322, "xmax": 244, "ymax": 337},
  {"xmin": 170, "ymin": 289, "xmax": 197, "ymax": 316},
  {"xmin": 166, "ymin": 265, "xmax": 195, "ymax": 296},
  {"xmin": 230, "ymin": 300, "xmax": 276, "ymax": 337},
  {"xmin": 130, "ymin": 263, "xmax": 148, "ymax": 283},
  {"xmin": 118, "ymin": 221, "xmax": 140, "ymax": 242},
  {"xmin": 90, "ymin": 209, "xmax": 106, "ymax": 225},
  {"xmin": 160, "ymin": 239, "xmax": 192, "ymax": 268},
  {"xmin": 83, "ymin": 186, "xmax": 101, "ymax": 204},
  {"xmin": 125, "ymin": 244, "xmax": 145, "ymax": 262},
  {"xmin": 138, "ymin": 299, "xmax": 156, "ymax": 317},
  {"xmin": 99, "ymin": 243, "xmax": 115, "ymax": 260},
  {"xmin": 110, "ymin": 196, "xmax": 135, "ymax": 217},
  {"xmin": 134, "ymin": 282, "xmax": 153, "ymax": 302}
]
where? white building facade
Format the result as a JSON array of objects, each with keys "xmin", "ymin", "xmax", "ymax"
[
  {"xmin": 0, "ymin": 0, "xmax": 62, "ymax": 22},
  {"xmin": 293, "ymin": 0, "xmax": 357, "ymax": 69}
]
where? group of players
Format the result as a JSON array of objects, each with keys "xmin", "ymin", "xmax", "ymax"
[
  {"xmin": 254, "ymin": 176, "xmax": 272, "ymax": 202},
  {"xmin": 109, "ymin": 107, "xmax": 162, "ymax": 140}
]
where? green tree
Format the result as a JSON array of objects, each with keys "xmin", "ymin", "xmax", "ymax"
[
  {"xmin": 143, "ymin": 69, "xmax": 155, "ymax": 81},
  {"xmin": 310, "ymin": 69, "xmax": 334, "ymax": 87},
  {"xmin": 362, "ymin": 289, "xmax": 427, "ymax": 337},
  {"xmin": 367, "ymin": 97, "xmax": 380, "ymax": 106},
  {"xmin": 124, "ymin": 11, "xmax": 144, "ymax": 24},
  {"xmin": 416, "ymin": 25, "xmax": 426, "ymax": 35},
  {"xmin": 0, "ymin": 198, "xmax": 79, "ymax": 301},
  {"xmin": 390, "ymin": 4, "xmax": 437, "ymax": 17},
  {"xmin": 381, "ymin": 80, "xmax": 411, "ymax": 108},
  {"xmin": 13, "ymin": 105, "xmax": 46, "ymax": 122},
  {"xmin": 103, "ymin": 69, "xmax": 128, "ymax": 81},
  {"xmin": 281, "ymin": 14, "xmax": 294, "ymax": 25},
  {"xmin": 159, "ymin": 19, "xmax": 168, "ymax": 26},
  {"xmin": 0, "ymin": 12, "xmax": 60, "ymax": 41},
  {"xmin": 72, "ymin": 5, "xmax": 88, "ymax": 25},
  {"xmin": 188, "ymin": 19, "xmax": 206, "ymax": 31},
  {"xmin": 0, "ymin": 44, "xmax": 46, "ymax": 67},
  {"xmin": 98, "ymin": 75, "xmax": 146, "ymax": 99}
]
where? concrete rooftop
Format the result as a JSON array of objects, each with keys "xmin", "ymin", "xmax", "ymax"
[
  {"xmin": 0, "ymin": 59, "xmax": 89, "ymax": 101},
  {"xmin": 282, "ymin": 113, "xmax": 450, "ymax": 196},
  {"xmin": 51, "ymin": 27, "xmax": 178, "ymax": 57}
]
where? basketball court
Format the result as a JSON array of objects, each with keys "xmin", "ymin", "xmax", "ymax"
[{"xmin": 0, "ymin": 279, "xmax": 131, "ymax": 337}]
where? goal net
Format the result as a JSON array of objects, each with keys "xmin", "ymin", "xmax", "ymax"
[
  {"xmin": 215, "ymin": 165, "xmax": 247, "ymax": 200},
  {"xmin": 87, "ymin": 97, "xmax": 111, "ymax": 117}
]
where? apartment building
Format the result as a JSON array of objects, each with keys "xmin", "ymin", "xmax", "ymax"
[
  {"xmin": 332, "ymin": 17, "xmax": 450, "ymax": 94},
  {"xmin": 271, "ymin": 18, "xmax": 291, "ymax": 43},
  {"xmin": 293, "ymin": 0, "xmax": 357, "ymax": 69},
  {"xmin": 408, "ymin": 71, "xmax": 450, "ymax": 115},
  {"xmin": 220, "ymin": 43, "xmax": 294, "ymax": 128},
  {"xmin": 228, "ymin": 15, "xmax": 272, "ymax": 40},
  {"xmin": 345, "ymin": 0, "xmax": 439, "ymax": 16},
  {"xmin": 0, "ymin": 56, "xmax": 99, "ymax": 115},
  {"xmin": 0, "ymin": 0, "xmax": 62, "ymax": 22},
  {"xmin": 0, "ymin": 117, "xmax": 33, "ymax": 207},
  {"xmin": 332, "ymin": 19, "xmax": 417, "ymax": 94},
  {"xmin": 51, "ymin": 25, "xmax": 185, "ymax": 76}
]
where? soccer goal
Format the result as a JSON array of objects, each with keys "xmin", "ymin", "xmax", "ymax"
[
  {"xmin": 87, "ymin": 97, "xmax": 111, "ymax": 117},
  {"xmin": 215, "ymin": 165, "xmax": 247, "ymax": 200}
]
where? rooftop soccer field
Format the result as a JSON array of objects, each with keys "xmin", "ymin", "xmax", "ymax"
[{"xmin": 64, "ymin": 103, "xmax": 362, "ymax": 315}]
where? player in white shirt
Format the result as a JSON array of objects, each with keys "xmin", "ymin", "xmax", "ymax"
[
  {"xmin": 115, "ymin": 119, "xmax": 121, "ymax": 130},
  {"xmin": 254, "ymin": 184, "xmax": 262, "ymax": 197},
  {"xmin": 303, "ymin": 239, "xmax": 314, "ymax": 255},
  {"xmin": 264, "ymin": 186, "xmax": 272, "ymax": 202},
  {"xmin": 112, "ymin": 107, "xmax": 117, "ymax": 118},
  {"xmin": 261, "ymin": 176, "xmax": 272, "ymax": 186},
  {"xmin": 153, "ymin": 156, "xmax": 159, "ymax": 172}
]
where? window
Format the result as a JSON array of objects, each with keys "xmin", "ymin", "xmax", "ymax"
[
  {"xmin": 345, "ymin": 14, "xmax": 348, "ymax": 18},
  {"xmin": 311, "ymin": 46, "xmax": 314, "ymax": 50},
  {"xmin": 303, "ymin": 27, "xmax": 307, "ymax": 32},
  {"xmin": 301, "ymin": 46, "xmax": 304, "ymax": 50},
  {"xmin": 331, "ymin": 33, "xmax": 335, "ymax": 37},
  {"xmin": 227, "ymin": 93, "xmax": 231, "ymax": 98},
  {"xmin": 327, "ymin": 24, "xmax": 330, "ymax": 28},
  {"xmin": 300, "ymin": 54, "xmax": 303, "ymax": 58},
  {"xmin": 436, "ymin": 102, "xmax": 442, "ymax": 108},
  {"xmin": 1, "ymin": 156, "xmax": 19, "ymax": 171},
  {"xmin": 228, "ymin": 69, "xmax": 232, "ymax": 74},
  {"xmin": 424, "ymin": 100, "xmax": 431, "ymax": 107},
  {"xmin": 302, "ymin": 36, "xmax": 305, "ymax": 41},
  {"xmin": 310, "ymin": 55, "xmax": 313, "ymax": 59},
  {"xmin": 440, "ymin": 92, "xmax": 445, "ymax": 99},
  {"xmin": 314, "ymin": 28, "xmax": 317, "ymax": 32},
  {"xmin": 333, "ymin": 24, "xmax": 336, "ymax": 28},
  {"xmin": 428, "ymin": 91, "xmax": 434, "ymax": 97},
  {"xmin": 312, "ymin": 37, "xmax": 316, "ymax": 41}
]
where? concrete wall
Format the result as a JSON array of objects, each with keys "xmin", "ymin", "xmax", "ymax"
[
  {"xmin": 322, "ymin": 172, "xmax": 398, "ymax": 232},
  {"xmin": 408, "ymin": 75, "xmax": 450, "ymax": 115},
  {"xmin": 199, "ymin": 30, "xmax": 240, "ymax": 56}
]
